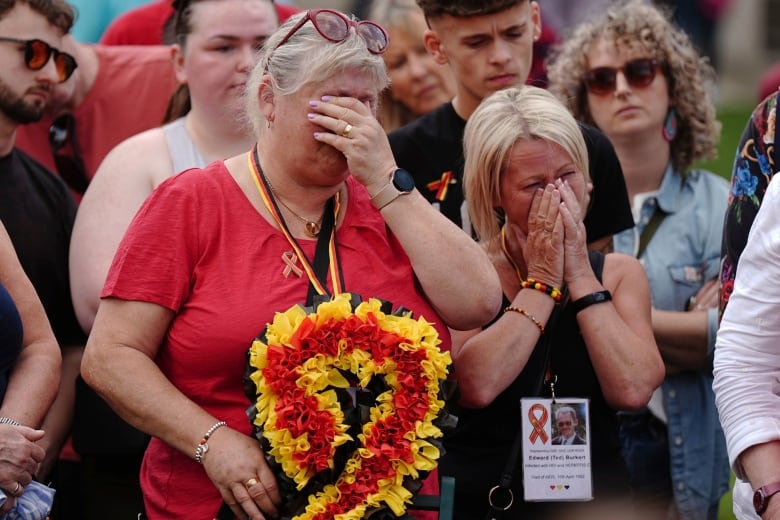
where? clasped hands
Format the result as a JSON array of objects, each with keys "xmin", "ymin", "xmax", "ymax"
[{"xmin": 520, "ymin": 179, "xmax": 591, "ymax": 289}]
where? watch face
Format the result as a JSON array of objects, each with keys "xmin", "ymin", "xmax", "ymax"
[{"xmin": 392, "ymin": 168, "xmax": 415, "ymax": 193}]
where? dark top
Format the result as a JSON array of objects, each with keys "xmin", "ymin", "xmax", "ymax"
[
  {"xmin": 440, "ymin": 251, "xmax": 630, "ymax": 520},
  {"xmin": 0, "ymin": 148, "xmax": 86, "ymax": 347},
  {"xmin": 388, "ymin": 101, "xmax": 634, "ymax": 241},
  {"xmin": 0, "ymin": 282, "xmax": 23, "ymax": 401}
]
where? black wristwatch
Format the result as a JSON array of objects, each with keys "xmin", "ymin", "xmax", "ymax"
[
  {"xmin": 754, "ymin": 481, "xmax": 780, "ymax": 515},
  {"xmin": 370, "ymin": 168, "xmax": 415, "ymax": 210}
]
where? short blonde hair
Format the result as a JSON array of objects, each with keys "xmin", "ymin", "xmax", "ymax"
[
  {"xmin": 463, "ymin": 86, "xmax": 589, "ymax": 248},
  {"xmin": 546, "ymin": 0, "xmax": 719, "ymax": 173},
  {"xmin": 245, "ymin": 10, "xmax": 390, "ymax": 136}
]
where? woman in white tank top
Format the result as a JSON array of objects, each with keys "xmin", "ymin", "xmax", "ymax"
[{"xmin": 71, "ymin": 0, "xmax": 280, "ymax": 332}]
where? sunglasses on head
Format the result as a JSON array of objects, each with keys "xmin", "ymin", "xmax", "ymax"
[
  {"xmin": 273, "ymin": 9, "xmax": 389, "ymax": 56},
  {"xmin": 0, "ymin": 36, "xmax": 77, "ymax": 83},
  {"xmin": 583, "ymin": 58, "xmax": 663, "ymax": 96}
]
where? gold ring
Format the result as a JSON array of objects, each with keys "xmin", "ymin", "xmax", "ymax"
[
  {"xmin": 10, "ymin": 482, "xmax": 21, "ymax": 497},
  {"xmin": 245, "ymin": 478, "xmax": 258, "ymax": 488},
  {"xmin": 341, "ymin": 123, "xmax": 353, "ymax": 138}
]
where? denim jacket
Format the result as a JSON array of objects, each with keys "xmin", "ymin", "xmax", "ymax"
[{"xmin": 614, "ymin": 164, "xmax": 730, "ymax": 520}]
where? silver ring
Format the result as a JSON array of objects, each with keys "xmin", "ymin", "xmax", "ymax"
[
  {"xmin": 341, "ymin": 123, "xmax": 353, "ymax": 138},
  {"xmin": 10, "ymin": 482, "xmax": 21, "ymax": 497}
]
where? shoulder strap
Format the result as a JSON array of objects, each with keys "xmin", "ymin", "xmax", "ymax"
[
  {"xmin": 588, "ymin": 250, "xmax": 606, "ymax": 282},
  {"xmin": 636, "ymin": 209, "xmax": 665, "ymax": 259},
  {"xmin": 305, "ymin": 197, "xmax": 337, "ymax": 307}
]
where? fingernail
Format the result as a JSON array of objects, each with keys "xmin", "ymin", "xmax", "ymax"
[
  {"xmin": 313, "ymin": 132, "xmax": 321, "ymax": 138},
  {"xmin": 308, "ymin": 100, "xmax": 318, "ymax": 107},
  {"xmin": 307, "ymin": 113, "xmax": 315, "ymax": 120},
  {"xmin": 321, "ymin": 95, "xmax": 331, "ymax": 102}
]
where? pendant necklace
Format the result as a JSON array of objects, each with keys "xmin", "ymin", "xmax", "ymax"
[
  {"xmin": 264, "ymin": 173, "xmax": 323, "ymax": 238},
  {"xmin": 500, "ymin": 225, "xmax": 525, "ymax": 283}
]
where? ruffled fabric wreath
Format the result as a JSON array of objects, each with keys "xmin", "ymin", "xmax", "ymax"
[{"xmin": 245, "ymin": 293, "xmax": 456, "ymax": 519}]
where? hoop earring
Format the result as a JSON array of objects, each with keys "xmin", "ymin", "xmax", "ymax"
[{"xmin": 663, "ymin": 108, "xmax": 677, "ymax": 142}]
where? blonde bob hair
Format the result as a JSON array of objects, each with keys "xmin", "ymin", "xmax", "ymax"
[
  {"xmin": 245, "ymin": 9, "xmax": 390, "ymax": 136},
  {"xmin": 546, "ymin": 0, "xmax": 719, "ymax": 173},
  {"xmin": 464, "ymin": 86, "xmax": 589, "ymax": 248}
]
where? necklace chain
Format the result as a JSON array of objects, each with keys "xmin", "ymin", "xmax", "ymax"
[
  {"xmin": 500, "ymin": 226, "xmax": 525, "ymax": 283},
  {"xmin": 263, "ymin": 174, "xmax": 323, "ymax": 237}
]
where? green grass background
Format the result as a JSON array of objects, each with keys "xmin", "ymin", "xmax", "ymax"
[{"xmin": 696, "ymin": 101, "xmax": 756, "ymax": 181}]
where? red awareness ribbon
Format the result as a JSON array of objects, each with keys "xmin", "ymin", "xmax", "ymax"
[
  {"xmin": 528, "ymin": 403, "xmax": 549, "ymax": 444},
  {"xmin": 282, "ymin": 251, "xmax": 303, "ymax": 278},
  {"xmin": 426, "ymin": 171, "xmax": 453, "ymax": 202}
]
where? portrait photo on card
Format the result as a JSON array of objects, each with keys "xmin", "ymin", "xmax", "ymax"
[{"xmin": 551, "ymin": 402, "xmax": 588, "ymax": 446}]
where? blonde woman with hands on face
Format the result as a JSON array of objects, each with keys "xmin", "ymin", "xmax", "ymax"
[{"xmin": 441, "ymin": 85, "xmax": 663, "ymax": 520}]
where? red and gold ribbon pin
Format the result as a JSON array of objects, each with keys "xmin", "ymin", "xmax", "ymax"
[
  {"xmin": 426, "ymin": 171, "xmax": 453, "ymax": 202},
  {"xmin": 528, "ymin": 403, "xmax": 549, "ymax": 444},
  {"xmin": 282, "ymin": 251, "xmax": 303, "ymax": 278}
]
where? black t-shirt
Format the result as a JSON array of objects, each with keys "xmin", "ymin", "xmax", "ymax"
[
  {"xmin": 0, "ymin": 148, "xmax": 86, "ymax": 347},
  {"xmin": 389, "ymin": 101, "xmax": 634, "ymax": 241}
]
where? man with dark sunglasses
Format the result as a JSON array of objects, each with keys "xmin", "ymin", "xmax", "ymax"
[
  {"xmin": 0, "ymin": 0, "xmax": 85, "ymax": 516},
  {"xmin": 388, "ymin": 0, "xmax": 633, "ymax": 255},
  {"xmin": 14, "ymin": 34, "xmax": 178, "ymax": 197}
]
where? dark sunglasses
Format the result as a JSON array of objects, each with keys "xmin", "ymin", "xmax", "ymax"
[
  {"xmin": 0, "ymin": 36, "xmax": 77, "ymax": 83},
  {"xmin": 583, "ymin": 58, "xmax": 663, "ymax": 96},
  {"xmin": 273, "ymin": 9, "xmax": 389, "ymax": 55},
  {"xmin": 49, "ymin": 113, "xmax": 89, "ymax": 194}
]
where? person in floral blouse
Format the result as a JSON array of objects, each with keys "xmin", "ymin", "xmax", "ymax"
[{"xmin": 720, "ymin": 91, "xmax": 779, "ymax": 314}]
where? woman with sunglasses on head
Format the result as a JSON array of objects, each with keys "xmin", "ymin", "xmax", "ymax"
[
  {"xmin": 367, "ymin": 0, "xmax": 455, "ymax": 133},
  {"xmin": 547, "ymin": 2, "xmax": 729, "ymax": 518},
  {"xmin": 80, "ymin": 7, "xmax": 501, "ymax": 520}
]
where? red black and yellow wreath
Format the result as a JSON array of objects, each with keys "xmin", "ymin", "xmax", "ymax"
[{"xmin": 244, "ymin": 293, "xmax": 454, "ymax": 520}]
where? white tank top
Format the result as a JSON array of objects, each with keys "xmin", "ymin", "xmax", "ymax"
[{"xmin": 162, "ymin": 117, "xmax": 207, "ymax": 173}]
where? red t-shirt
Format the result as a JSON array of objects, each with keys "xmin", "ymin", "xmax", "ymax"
[
  {"xmin": 100, "ymin": 0, "xmax": 300, "ymax": 45},
  {"xmin": 15, "ymin": 44, "xmax": 176, "ymax": 181},
  {"xmin": 103, "ymin": 163, "xmax": 450, "ymax": 519}
]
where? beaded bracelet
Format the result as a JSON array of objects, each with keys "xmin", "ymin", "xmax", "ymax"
[
  {"xmin": 521, "ymin": 278, "xmax": 563, "ymax": 302},
  {"xmin": 194, "ymin": 420, "xmax": 227, "ymax": 464},
  {"xmin": 0, "ymin": 417, "xmax": 20, "ymax": 426},
  {"xmin": 504, "ymin": 306, "xmax": 545, "ymax": 334}
]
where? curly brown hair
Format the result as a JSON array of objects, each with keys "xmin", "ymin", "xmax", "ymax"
[
  {"xmin": 0, "ymin": 0, "xmax": 74, "ymax": 33},
  {"xmin": 415, "ymin": 0, "xmax": 528, "ymax": 20},
  {"xmin": 546, "ymin": 0, "xmax": 719, "ymax": 173}
]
